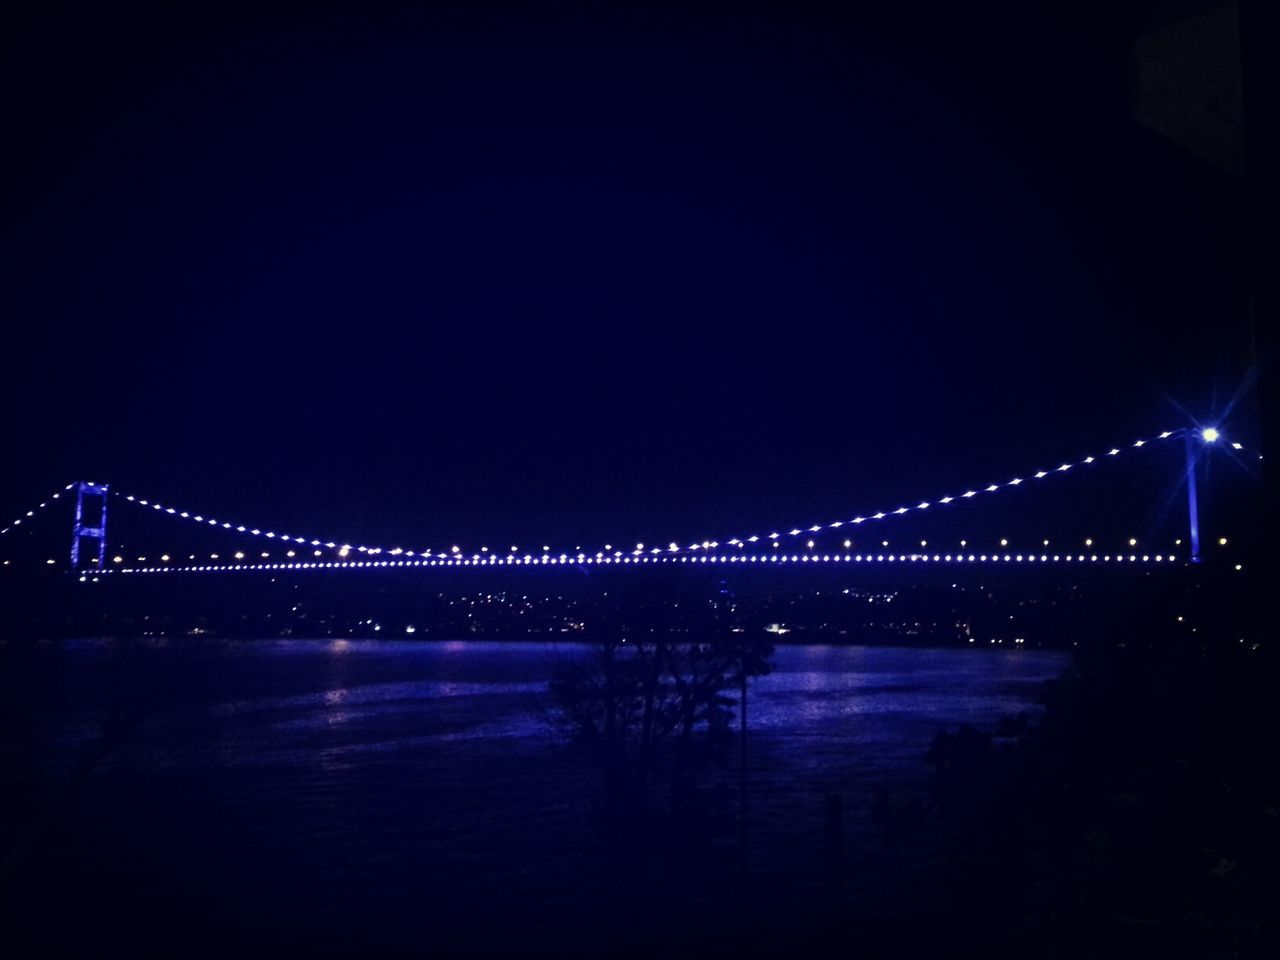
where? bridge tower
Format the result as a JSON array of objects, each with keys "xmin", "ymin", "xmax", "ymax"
[
  {"xmin": 70, "ymin": 481, "xmax": 109, "ymax": 570},
  {"xmin": 1185, "ymin": 435, "xmax": 1202, "ymax": 564}
]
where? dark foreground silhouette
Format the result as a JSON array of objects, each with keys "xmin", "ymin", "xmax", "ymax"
[{"xmin": 908, "ymin": 626, "xmax": 1278, "ymax": 959}]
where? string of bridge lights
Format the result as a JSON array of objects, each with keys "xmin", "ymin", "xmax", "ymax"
[
  {"xmin": 100, "ymin": 533, "xmax": 1194, "ymax": 567},
  {"xmin": 96, "ymin": 550, "xmax": 1185, "ymax": 579},
  {"xmin": 12, "ymin": 525, "xmax": 1198, "ymax": 573},
  {"xmin": 0, "ymin": 483, "xmax": 75, "ymax": 537},
  {"xmin": 664, "ymin": 427, "xmax": 1205, "ymax": 556},
  {"xmin": 103, "ymin": 426, "xmax": 1234, "ymax": 563},
  {"xmin": 112, "ymin": 489, "xmax": 391, "ymax": 559}
]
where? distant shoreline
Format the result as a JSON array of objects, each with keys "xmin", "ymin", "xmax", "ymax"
[{"xmin": 0, "ymin": 633, "xmax": 1071, "ymax": 652}]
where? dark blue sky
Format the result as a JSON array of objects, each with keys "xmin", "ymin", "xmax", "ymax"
[{"xmin": 0, "ymin": 3, "xmax": 1253, "ymax": 551}]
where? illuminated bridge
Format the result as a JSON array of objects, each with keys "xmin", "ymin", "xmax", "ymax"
[{"xmin": 0, "ymin": 424, "xmax": 1258, "ymax": 580}]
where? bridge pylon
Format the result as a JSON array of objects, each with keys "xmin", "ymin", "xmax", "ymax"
[{"xmin": 70, "ymin": 481, "xmax": 108, "ymax": 570}]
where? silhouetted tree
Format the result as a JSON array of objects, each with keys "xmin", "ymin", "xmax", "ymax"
[
  {"xmin": 917, "ymin": 621, "xmax": 1278, "ymax": 959},
  {"xmin": 551, "ymin": 635, "xmax": 773, "ymax": 893}
]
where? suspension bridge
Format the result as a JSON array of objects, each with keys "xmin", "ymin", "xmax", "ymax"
[{"xmin": 0, "ymin": 424, "xmax": 1256, "ymax": 580}]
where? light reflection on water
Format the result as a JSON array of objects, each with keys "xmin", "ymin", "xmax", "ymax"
[{"xmin": 0, "ymin": 639, "xmax": 1067, "ymax": 952}]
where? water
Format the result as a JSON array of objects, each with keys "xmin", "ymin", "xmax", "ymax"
[{"xmin": 0, "ymin": 639, "xmax": 1066, "ymax": 955}]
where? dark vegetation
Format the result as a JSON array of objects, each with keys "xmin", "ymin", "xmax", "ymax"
[
  {"xmin": 911, "ymin": 615, "xmax": 1277, "ymax": 957},
  {"xmin": 550, "ymin": 635, "xmax": 774, "ymax": 901}
]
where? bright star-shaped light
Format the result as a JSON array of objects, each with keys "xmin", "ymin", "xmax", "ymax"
[{"xmin": 1201, "ymin": 427, "xmax": 1220, "ymax": 443}]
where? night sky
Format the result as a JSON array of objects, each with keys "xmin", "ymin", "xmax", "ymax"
[{"xmin": 0, "ymin": 3, "xmax": 1254, "ymax": 553}]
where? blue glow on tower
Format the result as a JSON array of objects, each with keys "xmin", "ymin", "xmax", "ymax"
[
  {"xmin": 1185, "ymin": 433, "xmax": 1203, "ymax": 563},
  {"xmin": 70, "ymin": 481, "xmax": 109, "ymax": 570}
]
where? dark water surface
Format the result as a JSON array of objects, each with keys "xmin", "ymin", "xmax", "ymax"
[{"xmin": 0, "ymin": 640, "xmax": 1066, "ymax": 956}]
